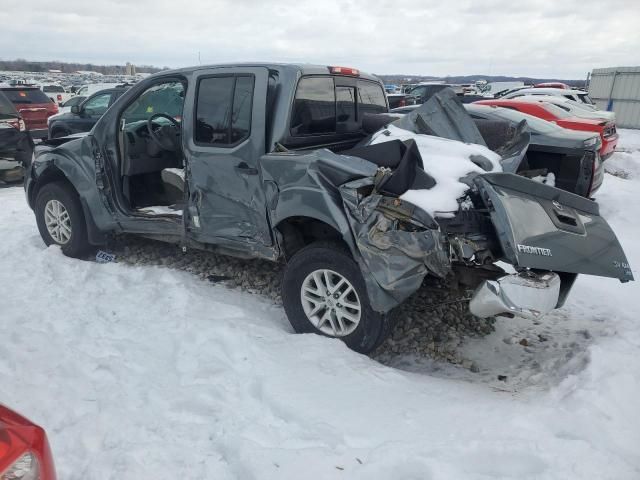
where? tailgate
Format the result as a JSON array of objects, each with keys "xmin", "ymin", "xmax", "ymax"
[
  {"xmin": 475, "ymin": 173, "xmax": 633, "ymax": 282},
  {"xmin": 17, "ymin": 106, "xmax": 48, "ymax": 129}
]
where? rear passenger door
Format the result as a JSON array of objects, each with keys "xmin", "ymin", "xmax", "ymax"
[{"xmin": 182, "ymin": 67, "xmax": 273, "ymax": 253}]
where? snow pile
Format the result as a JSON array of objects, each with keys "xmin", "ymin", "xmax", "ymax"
[
  {"xmin": 605, "ymin": 129, "xmax": 640, "ymax": 179},
  {"xmin": 1, "ymin": 131, "xmax": 640, "ymax": 479},
  {"xmin": 616, "ymin": 128, "xmax": 640, "ymax": 152},
  {"xmin": 369, "ymin": 124, "xmax": 502, "ymax": 217}
]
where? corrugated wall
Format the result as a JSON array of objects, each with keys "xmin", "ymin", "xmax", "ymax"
[{"xmin": 588, "ymin": 67, "xmax": 640, "ymax": 129}]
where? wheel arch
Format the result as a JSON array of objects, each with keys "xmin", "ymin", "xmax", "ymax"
[
  {"xmin": 274, "ymin": 215, "xmax": 356, "ymax": 260},
  {"xmin": 30, "ymin": 164, "xmax": 107, "ymax": 246}
]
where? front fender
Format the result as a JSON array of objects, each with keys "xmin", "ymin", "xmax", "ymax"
[{"xmin": 29, "ymin": 136, "xmax": 118, "ymax": 235}]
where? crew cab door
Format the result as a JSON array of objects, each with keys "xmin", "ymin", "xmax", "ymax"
[{"xmin": 182, "ymin": 66, "xmax": 273, "ymax": 253}]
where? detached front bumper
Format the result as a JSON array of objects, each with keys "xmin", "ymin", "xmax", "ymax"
[{"xmin": 469, "ymin": 271, "xmax": 561, "ymax": 320}]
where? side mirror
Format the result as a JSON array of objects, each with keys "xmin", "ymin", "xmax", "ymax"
[{"xmin": 71, "ymin": 105, "xmax": 80, "ymax": 115}]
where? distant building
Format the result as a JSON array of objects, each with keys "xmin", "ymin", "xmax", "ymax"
[
  {"xmin": 125, "ymin": 62, "xmax": 136, "ymax": 76},
  {"xmin": 48, "ymin": 69, "xmax": 62, "ymax": 73},
  {"xmin": 588, "ymin": 67, "xmax": 640, "ymax": 129}
]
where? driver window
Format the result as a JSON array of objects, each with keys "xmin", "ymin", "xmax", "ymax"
[
  {"xmin": 121, "ymin": 81, "xmax": 185, "ymax": 126},
  {"xmin": 83, "ymin": 93, "xmax": 111, "ymax": 116}
]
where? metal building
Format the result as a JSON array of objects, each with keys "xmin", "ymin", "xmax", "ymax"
[{"xmin": 588, "ymin": 67, "xmax": 640, "ymax": 129}]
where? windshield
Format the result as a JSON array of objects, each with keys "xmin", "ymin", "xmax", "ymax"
[
  {"xmin": 1, "ymin": 88, "xmax": 52, "ymax": 105},
  {"xmin": 540, "ymin": 102, "xmax": 572, "ymax": 119},
  {"xmin": 63, "ymin": 96, "xmax": 86, "ymax": 107},
  {"xmin": 578, "ymin": 93, "xmax": 594, "ymax": 105}
]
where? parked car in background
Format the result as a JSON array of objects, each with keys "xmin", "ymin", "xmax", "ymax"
[
  {"xmin": 465, "ymin": 104, "xmax": 604, "ymax": 197},
  {"xmin": 48, "ymin": 87, "xmax": 128, "ymax": 138},
  {"xmin": 0, "ymin": 404, "xmax": 57, "ymax": 480},
  {"xmin": 386, "ymin": 92, "xmax": 416, "ymax": 109},
  {"xmin": 75, "ymin": 82, "xmax": 127, "ymax": 98},
  {"xmin": 41, "ymin": 84, "xmax": 72, "ymax": 106},
  {"xmin": 534, "ymin": 82, "xmax": 570, "ymax": 89},
  {"xmin": 0, "ymin": 90, "xmax": 33, "ymax": 182},
  {"xmin": 515, "ymin": 95, "xmax": 615, "ymax": 121},
  {"xmin": 384, "ymin": 84, "xmax": 399, "ymax": 93},
  {"xmin": 391, "ymin": 102, "xmax": 604, "ymax": 197},
  {"xmin": 405, "ymin": 84, "xmax": 449, "ymax": 103},
  {"xmin": 475, "ymin": 98, "xmax": 618, "ymax": 159},
  {"xmin": 0, "ymin": 86, "xmax": 58, "ymax": 139},
  {"xmin": 503, "ymin": 87, "xmax": 595, "ymax": 106},
  {"xmin": 57, "ymin": 95, "xmax": 87, "ymax": 114}
]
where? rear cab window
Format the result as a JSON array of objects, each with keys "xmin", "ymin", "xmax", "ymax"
[
  {"xmin": 289, "ymin": 76, "xmax": 387, "ymax": 138},
  {"xmin": 1, "ymin": 88, "xmax": 52, "ymax": 105}
]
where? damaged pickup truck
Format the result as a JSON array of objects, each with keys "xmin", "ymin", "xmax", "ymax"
[{"xmin": 25, "ymin": 64, "xmax": 633, "ymax": 353}]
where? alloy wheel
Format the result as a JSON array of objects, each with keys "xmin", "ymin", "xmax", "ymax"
[
  {"xmin": 44, "ymin": 199, "xmax": 72, "ymax": 244},
  {"xmin": 300, "ymin": 269, "xmax": 362, "ymax": 337}
]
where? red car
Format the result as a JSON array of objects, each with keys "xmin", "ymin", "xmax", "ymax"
[
  {"xmin": 0, "ymin": 405, "xmax": 56, "ymax": 480},
  {"xmin": 474, "ymin": 99, "xmax": 618, "ymax": 159},
  {"xmin": 0, "ymin": 87, "xmax": 58, "ymax": 140}
]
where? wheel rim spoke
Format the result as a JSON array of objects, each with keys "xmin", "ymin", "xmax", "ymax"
[
  {"xmin": 300, "ymin": 268, "xmax": 361, "ymax": 338},
  {"xmin": 44, "ymin": 199, "xmax": 71, "ymax": 245}
]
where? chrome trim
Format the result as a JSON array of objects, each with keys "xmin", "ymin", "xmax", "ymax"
[{"xmin": 469, "ymin": 272, "xmax": 560, "ymax": 320}]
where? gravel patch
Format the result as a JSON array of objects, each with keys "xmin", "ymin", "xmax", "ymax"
[{"xmin": 106, "ymin": 235, "xmax": 494, "ymax": 368}]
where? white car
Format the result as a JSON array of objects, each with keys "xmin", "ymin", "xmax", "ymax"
[
  {"xmin": 515, "ymin": 95, "xmax": 615, "ymax": 122},
  {"xmin": 41, "ymin": 85, "xmax": 73, "ymax": 106},
  {"xmin": 75, "ymin": 83, "xmax": 122, "ymax": 98},
  {"xmin": 503, "ymin": 87, "xmax": 595, "ymax": 107}
]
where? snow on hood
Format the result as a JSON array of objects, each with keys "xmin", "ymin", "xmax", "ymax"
[{"xmin": 369, "ymin": 124, "xmax": 502, "ymax": 217}]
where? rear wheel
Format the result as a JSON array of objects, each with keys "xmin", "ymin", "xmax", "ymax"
[
  {"xmin": 35, "ymin": 182, "xmax": 90, "ymax": 258},
  {"xmin": 282, "ymin": 241, "xmax": 392, "ymax": 353}
]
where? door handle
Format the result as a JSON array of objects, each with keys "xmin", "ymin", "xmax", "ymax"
[{"xmin": 235, "ymin": 162, "xmax": 258, "ymax": 175}]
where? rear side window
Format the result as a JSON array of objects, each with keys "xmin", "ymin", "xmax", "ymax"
[
  {"xmin": 0, "ymin": 91, "xmax": 17, "ymax": 117},
  {"xmin": 2, "ymin": 89, "xmax": 51, "ymax": 104},
  {"xmin": 195, "ymin": 75, "xmax": 254, "ymax": 146},
  {"xmin": 291, "ymin": 77, "xmax": 336, "ymax": 135},
  {"xmin": 358, "ymin": 80, "xmax": 387, "ymax": 116}
]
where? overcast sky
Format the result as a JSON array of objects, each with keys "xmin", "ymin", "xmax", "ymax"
[{"xmin": 2, "ymin": 0, "xmax": 639, "ymax": 79}]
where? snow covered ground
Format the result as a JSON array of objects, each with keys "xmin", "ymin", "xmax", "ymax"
[{"xmin": 1, "ymin": 131, "xmax": 640, "ymax": 479}]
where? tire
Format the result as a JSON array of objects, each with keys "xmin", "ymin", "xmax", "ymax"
[
  {"xmin": 282, "ymin": 241, "xmax": 392, "ymax": 354},
  {"xmin": 35, "ymin": 181, "xmax": 90, "ymax": 258}
]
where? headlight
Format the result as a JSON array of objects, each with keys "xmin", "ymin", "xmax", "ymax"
[
  {"xmin": 1, "ymin": 452, "xmax": 39, "ymax": 480},
  {"xmin": 584, "ymin": 136, "xmax": 599, "ymax": 147}
]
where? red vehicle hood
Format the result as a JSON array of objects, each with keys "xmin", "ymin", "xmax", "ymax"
[{"xmin": 557, "ymin": 116, "xmax": 606, "ymax": 131}]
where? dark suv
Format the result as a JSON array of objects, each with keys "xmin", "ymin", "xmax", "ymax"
[
  {"xmin": 47, "ymin": 87, "xmax": 129, "ymax": 139},
  {"xmin": 0, "ymin": 90, "xmax": 33, "ymax": 182}
]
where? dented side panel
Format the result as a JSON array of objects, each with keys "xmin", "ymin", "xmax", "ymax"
[
  {"xmin": 261, "ymin": 149, "xmax": 451, "ymax": 313},
  {"xmin": 339, "ymin": 183, "xmax": 450, "ymax": 312}
]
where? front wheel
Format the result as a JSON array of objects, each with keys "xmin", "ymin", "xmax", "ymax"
[
  {"xmin": 282, "ymin": 241, "xmax": 391, "ymax": 353},
  {"xmin": 35, "ymin": 181, "xmax": 90, "ymax": 258}
]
